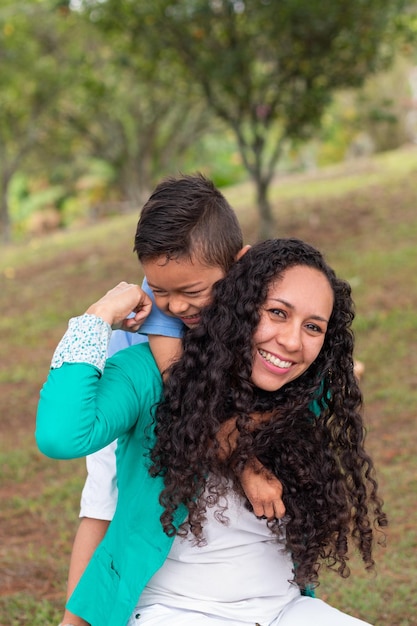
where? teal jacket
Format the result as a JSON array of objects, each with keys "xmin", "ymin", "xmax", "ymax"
[{"xmin": 36, "ymin": 343, "xmax": 186, "ymax": 626}]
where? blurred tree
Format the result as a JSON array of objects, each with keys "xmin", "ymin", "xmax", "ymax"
[
  {"xmin": 313, "ymin": 55, "xmax": 416, "ymax": 166},
  {"xmin": 61, "ymin": 29, "xmax": 212, "ymax": 208},
  {"xmin": 0, "ymin": 1, "xmax": 212, "ymax": 241},
  {"xmin": 82, "ymin": 0, "xmax": 415, "ymax": 238},
  {"xmin": 350, "ymin": 55, "xmax": 414, "ymax": 154},
  {"xmin": 0, "ymin": 0, "xmax": 87, "ymax": 242}
]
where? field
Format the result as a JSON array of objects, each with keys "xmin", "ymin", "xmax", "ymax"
[{"xmin": 1, "ymin": 146, "xmax": 416, "ymax": 625}]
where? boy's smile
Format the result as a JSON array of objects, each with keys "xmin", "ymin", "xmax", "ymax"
[{"xmin": 142, "ymin": 255, "xmax": 225, "ymax": 328}]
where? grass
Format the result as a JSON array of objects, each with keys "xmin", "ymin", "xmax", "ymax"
[{"xmin": 1, "ymin": 145, "xmax": 417, "ymax": 624}]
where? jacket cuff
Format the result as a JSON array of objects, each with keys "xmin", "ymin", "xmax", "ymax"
[{"xmin": 51, "ymin": 314, "xmax": 112, "ymax": 373}]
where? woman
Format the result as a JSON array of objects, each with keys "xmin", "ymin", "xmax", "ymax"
[{"xmin": 36, "ymin": 238, "xmax": 386, "ymax": 626}]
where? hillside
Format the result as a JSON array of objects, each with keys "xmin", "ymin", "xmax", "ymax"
[{"xmin": 1, "ymin": 146, "xmax": 416, "ymax": 625}]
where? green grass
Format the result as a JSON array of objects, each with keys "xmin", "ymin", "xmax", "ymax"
[
  {"xmin": 2, "ymin": 595, "xmax": 62, "ymax": 626},
  {"xmin": 1, "ymin": 144, "xmax": 417, "ymax": 624}
]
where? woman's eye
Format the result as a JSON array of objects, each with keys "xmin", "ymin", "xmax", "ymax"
[
  {"xmin": 269, "ymin": 308, "xmax": 286, "ymax": 318},
  {"xmin": 306, "ymin": 323, "xmax": 323, "ymax": 334}
]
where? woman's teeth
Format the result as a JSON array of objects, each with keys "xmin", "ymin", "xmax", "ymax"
[{"xmin": 259, "ymin": 349, "xmax": 292, "ymax": 368}]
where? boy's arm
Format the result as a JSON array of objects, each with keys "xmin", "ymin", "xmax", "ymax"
[
  {"xmin": 215, "ymin": 418, "xmax": 286, "ymax": 520},
  {"xmin": 238, "ymin": 458, "xmax": 285, "ymax": 520},
  {"xmin": 147, "ymin": 335, "xmax": 183, "ymax": 375}
]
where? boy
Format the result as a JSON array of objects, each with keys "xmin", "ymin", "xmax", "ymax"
[{"xmin": 60, "ymin": 174, "xmax": 284, "ymax": 626}]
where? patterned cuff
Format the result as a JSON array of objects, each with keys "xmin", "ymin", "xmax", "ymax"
[{"xmin": 51, "ymin": 314, "xmax": 112, "ymax": 373}]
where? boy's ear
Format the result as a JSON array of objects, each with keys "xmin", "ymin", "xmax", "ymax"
[{"xmin": 235, "ymin": 244, "xmax": 251, "ymax": 261}]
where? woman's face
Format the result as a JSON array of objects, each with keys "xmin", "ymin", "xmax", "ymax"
[{"xmin": 251, "ymin": 265, "xmax": 334, "ymax": 392}]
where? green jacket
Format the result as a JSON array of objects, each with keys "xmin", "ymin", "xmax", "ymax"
[{"xmin": 36, "ymin": 343, "xmax": 186, "ymax": 626}]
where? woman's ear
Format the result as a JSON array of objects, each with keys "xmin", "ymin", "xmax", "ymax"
[{"xmin": 235, "ymin": 244, "xmax": 251, "ymax": 261}]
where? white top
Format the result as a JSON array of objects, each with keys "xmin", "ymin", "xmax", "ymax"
[{"xmin": 138, "ymin": 483, "xmax": 300, "ymax": 623}]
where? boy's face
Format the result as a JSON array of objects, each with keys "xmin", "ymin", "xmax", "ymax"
[{"xmin": 142, "ymin": 255, "xmax": 225, "ymax": 328}]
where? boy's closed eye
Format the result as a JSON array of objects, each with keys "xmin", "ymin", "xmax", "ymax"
[{"xmin": 183, "ymin": 289, "xmax": 204, "ymax": 297}]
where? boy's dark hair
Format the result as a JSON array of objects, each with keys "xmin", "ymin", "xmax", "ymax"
[{"xmin": 134, "ymin": 173, "xmax": 243, "ymax": 272}]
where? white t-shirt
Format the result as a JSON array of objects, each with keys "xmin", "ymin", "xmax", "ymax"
[{"xmin": 137, "ymin": 484, "xmax": 300, "ymax": 623}]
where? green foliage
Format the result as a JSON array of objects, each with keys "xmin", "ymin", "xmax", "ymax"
[
  {"xmin": 89, "ymin": 0, "xmax": 416, "ymax": 237},
  {"xmin": 316, "ymin": 54, "xmax": 416, "ymax": 163},
  {"xmin": 0, "ymin": 0, "xmax": 90, "ymax": 239},
  {"xmin": 9, "ymin": 178, "xmax": 66, "ymax": 221},
  {"xmin": 1, "ymin": 0, "xmax": 416, "ymax": 245},
  {"xmin": 182, "ymin": 128, "xmax": 247, "ymax": 188},
  {"xmin": 0, "ymin": 0, "xmax": 215, "ymax": 242},
  {"xmin": 57, "ymin": 21, "xmax": 213, "ymax": 206}
]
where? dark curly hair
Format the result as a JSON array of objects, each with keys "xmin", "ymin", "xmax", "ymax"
[{"xmin": 149, "ymin": 238, "xmax": 387, "ymax": 589}]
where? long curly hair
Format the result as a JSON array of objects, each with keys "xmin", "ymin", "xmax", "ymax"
[{"xmin": 149, "ymin": 238, "xmax": 387, "ymax": 589}]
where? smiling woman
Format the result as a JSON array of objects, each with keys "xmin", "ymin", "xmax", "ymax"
[
  {"xmin": 251, "ymin": 265, "xmax": 334, "ymax": 391},
  {"xmin": 36, "ymin": 238, "xmax": 387, "ymax": 626},
  {"xmin": 149, "ymin": 239, "xmax": 387, "ymax": 623}
]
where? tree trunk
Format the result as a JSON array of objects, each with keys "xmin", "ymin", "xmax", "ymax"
[
  {"xmin": 254, "ymin": 176, "xmax": 276, "ymax": 242},
  {"xmin": 119, "ymin": 156, "xmax": 153, "ymax": 211}
]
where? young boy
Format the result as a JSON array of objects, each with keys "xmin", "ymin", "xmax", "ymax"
[{"xmin": 60, "ymin": 174, "xmax": 284, "ymax": 626}]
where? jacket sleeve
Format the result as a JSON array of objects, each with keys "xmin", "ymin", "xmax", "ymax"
[{"xmin": 36, "ymin": 340, "xmax": 161, "ymax": 460}]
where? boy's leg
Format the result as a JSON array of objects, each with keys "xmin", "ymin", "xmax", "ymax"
[
  {"xmin": 60, "ymin": 442, "xmax": 117, "ymax": 625},
  {"xmin": 61, "ymin": 517, "xmax": 110, "ymax": 626}
]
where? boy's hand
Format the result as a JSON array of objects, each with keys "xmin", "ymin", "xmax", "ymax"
[
  {"xmin": 240, "ymin": 458, "xmax": 286, "ymax": 520},
  {"xmin": 86, "ymin": 282, "xmax": 152, "ymax": 332}
]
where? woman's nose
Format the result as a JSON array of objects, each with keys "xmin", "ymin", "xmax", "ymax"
[{"xmin": 278, "ymin": 324, "xmax": 302, "ymax": 352}]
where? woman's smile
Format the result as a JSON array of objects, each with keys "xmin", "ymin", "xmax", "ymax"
[{"xmin": 258, "ymin": 349, "xmax": 293, "ymax": 370}]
